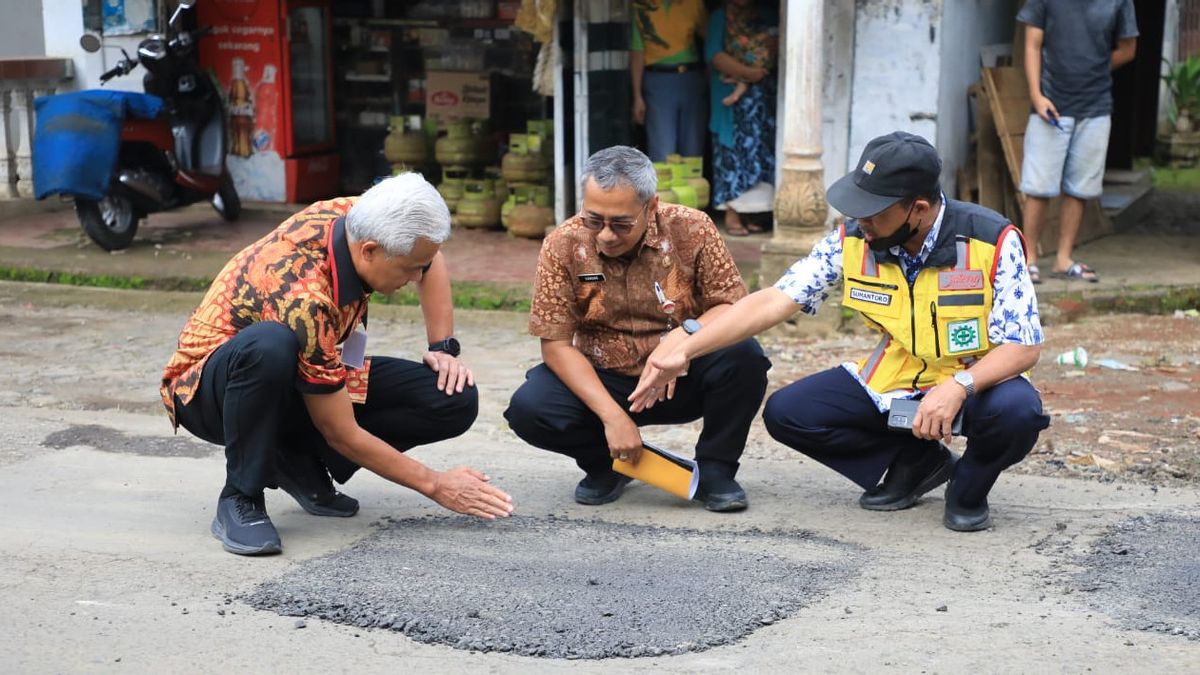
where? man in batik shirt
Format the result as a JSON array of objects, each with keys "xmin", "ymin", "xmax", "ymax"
[
  {"xmin": 162, "ymin": 174, "xmax": 512, "ymax": 556},
  {"xmin": 505, "ymin": 146, "xmax": 770, "ymax": 511}
]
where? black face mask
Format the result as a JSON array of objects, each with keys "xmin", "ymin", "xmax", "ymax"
[{"xmin": 867, "ymin": 201, "xmax": 921, "ymax": 252}]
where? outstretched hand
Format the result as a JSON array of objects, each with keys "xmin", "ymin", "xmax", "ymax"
[{"xmin": 429, "ymin": 466, "xmax": 513, "ymax": 519}]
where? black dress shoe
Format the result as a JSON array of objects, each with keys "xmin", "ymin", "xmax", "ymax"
[
  {"xmin": 695, "ymin": 461, "xmax": 748, "ymax": 512},
  {"xmin": 574, "ymin": 471, "xmax": 632, "ymax": 505},
  {"xmin": 697, "ymin": 482, "xmax": 749, "ymax": 513},
  {"xmin": 859, "ymin": 444, "xmax": 958, "ymax": 511},
  {"xmin": 943, "ymin": 480, "xmax": 992, "ymax": 532},
  {"xmin": 275, "ymin": 454, "xmax": 359, "ymax": 518}
]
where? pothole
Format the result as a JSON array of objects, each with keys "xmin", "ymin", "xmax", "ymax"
[
  {"xmin": 42, "ymin": 424, "xmax": 215, "ymax": 458},
  {"xmin": 246, "ymin": 516, "xmax": 859, "ymax": 659},
  {"xmin": 1072, "ymin": 514, "xmax": 1200, "ymax": 641}
]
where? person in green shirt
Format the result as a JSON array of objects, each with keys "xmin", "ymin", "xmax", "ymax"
[{"xmin": 630, "ymin": 0, "xmax": 709, "ymax": 162}]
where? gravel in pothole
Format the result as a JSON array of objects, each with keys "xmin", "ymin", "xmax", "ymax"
[
  {"xmin": 246, "ymin": 515, "xmax": 858, "ymax": 659},
  {"xmin": 1072, "ymin": 514, "xmax": 1200, "ymax": 641}
]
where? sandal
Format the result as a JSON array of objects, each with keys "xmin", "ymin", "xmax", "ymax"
[
  {"xmin": 1028, "ymin": 264, "xmax": 1042, "ymax": 285},
  {"xmin": 1051, "ymin": 262, "xmax": 1100, "ymax": 283},
  {"xmin": 724, "ymin": 218, "xmax": 751, "ymax": 237}
]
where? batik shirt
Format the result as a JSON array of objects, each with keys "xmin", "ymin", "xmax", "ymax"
[
  {"xmin": 160, "ymin": 198, "xmax": 373, "ymax": 426},
  {"xmin": 529, "ymin": 204, "xmax": 747, "ymax": 376}
]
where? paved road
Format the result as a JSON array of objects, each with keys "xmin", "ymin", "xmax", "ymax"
[{"xmin": 0, "ymin": 282, "xmax": 1197, "ymax": 673}]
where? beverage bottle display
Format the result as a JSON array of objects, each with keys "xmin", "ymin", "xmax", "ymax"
[
  {"xmin": 228, "ymin": 57, "xmax": 255, "ymax": 158},
  {"xmin": 253, "ymin": 64, "xmax": 279, "ymax": 153}
]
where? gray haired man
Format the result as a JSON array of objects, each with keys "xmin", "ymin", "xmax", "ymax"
[
  {"xmin": 504, "ymin": 146, "xmax": 770, "ymax": 511},
  {"xmin": 162, "ymin": 174, "xmax": 513, "ymax": 556}
]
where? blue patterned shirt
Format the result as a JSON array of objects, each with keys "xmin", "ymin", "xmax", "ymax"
[{"xmin": 773, "ymin": 202, "xmax": 1043, "ymax": 410}]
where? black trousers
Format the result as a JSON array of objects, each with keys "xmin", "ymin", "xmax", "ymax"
[
  {"xmin": 504, "ymin": 339, "xmax": 770, "ymax": 476},
  {"xmin": 173, "ymin": 322, "xmax": 478, "ymax": 497},
  {"xmin": 762, "ymin": 367, "xmax": 1050, "ymax": 506}
]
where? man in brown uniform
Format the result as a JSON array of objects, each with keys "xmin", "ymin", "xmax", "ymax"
[{"xmin": 504, "ymin": 146, "xmax": 770, "ymax": 511}]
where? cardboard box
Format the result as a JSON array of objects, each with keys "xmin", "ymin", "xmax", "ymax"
[{"xmin": 426, "ymin": 71, "xmax": 490, "ymax": 124}]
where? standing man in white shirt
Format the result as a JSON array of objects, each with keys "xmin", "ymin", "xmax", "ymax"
[{"xmin": 631, "ymin": 132, "xmax": 1050, "ymax": 531}]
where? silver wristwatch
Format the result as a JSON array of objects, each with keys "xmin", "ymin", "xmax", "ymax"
[{"xmin": 952, "ymin": 370, "xmax": 976, "ymax": 396}]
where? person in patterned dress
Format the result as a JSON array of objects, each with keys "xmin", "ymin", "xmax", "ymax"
[
  {"xmin": 161, "ymin": 173, "xmax": 512, "ymax": 556},
  {"xmin": 633, "ymin": 133, "xmax": 1050, "ymax": 531},
  {"xmin": 505, "ymin": 146, "xmax": 771, "ymax": 512}
]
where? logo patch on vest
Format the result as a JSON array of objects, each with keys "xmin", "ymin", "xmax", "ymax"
[
  {"xmin": 939, "ymin": 270, "xmax": 984, "ymax": 291},
  {"xmin": 947, "ymin": 319, "xmax": 982, "ymax": 353},
  {"xmin": 849, "ymin": 288, "xmax": 892, "ymax": 306}
]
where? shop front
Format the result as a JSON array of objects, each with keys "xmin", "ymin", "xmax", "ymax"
[{"xmin": 196, "ymin": 0, "xmax": 566, "ymax": 237}]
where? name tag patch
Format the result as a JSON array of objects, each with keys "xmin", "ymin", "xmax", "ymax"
[
  {"xmin": 577, "ymin": 273, "xmax": 605, "ymax": 283},
  {"xmin": 849, "ymin": 287, "xmax": 893, "ymax": 306},
  {"xmin": 939, "ymin": 270, "xmax": 984, "ymax": 291},
  {"xmin": 947, "ymin": 318, "xmax": 982, "ymax": 354}
]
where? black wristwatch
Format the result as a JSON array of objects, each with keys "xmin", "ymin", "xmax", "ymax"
[{"xmin": 428, "ymin": 336, "xmax": 461, "ymax": 357}]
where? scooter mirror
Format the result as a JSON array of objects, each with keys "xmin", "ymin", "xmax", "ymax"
[
  {"xmin": 170, "ymin": 0, "xmax": 196, "ymax": 27},
  {"xmin": 80, "ymin": 34, "xmax": 102, "ymax": 53}
]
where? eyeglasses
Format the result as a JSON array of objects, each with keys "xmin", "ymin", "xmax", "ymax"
[{"xmin": 580, "ymin": 203, "xmax": 649, "ymax": 235}]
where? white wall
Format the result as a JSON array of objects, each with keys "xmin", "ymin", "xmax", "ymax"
[
  {"xmin": 41, "ymin": 0, "xmax": 153, "ymax": 93},
  {"xmin": 936, "ymin": 0, "xmax": 1018, "ymax": 198},
  {"xmin": 821, "ymin": 0, "xmax": 855, "ymax": 187},
  {"xmin": 0, "ymin": 0, "xmax": 46, "ymax": 57},
  {"xmin": 848, "ymin": 0, "xmax": 943, "ymax": 179}
]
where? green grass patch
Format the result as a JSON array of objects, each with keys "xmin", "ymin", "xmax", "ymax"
[
  {"xmin": 372, "ymin": 281, "xmax": 531, "ymax": 312},
  {"xmin": 0, "ymin": 265, "xmax": 532, "ymax": 312},
  {"xmin": 0, "ymin": 266, "xmax": 148, "ymax": 289},
  {"xmin": 1150, "ymin": 165, "xmax": 1200, "ymax": 192}
]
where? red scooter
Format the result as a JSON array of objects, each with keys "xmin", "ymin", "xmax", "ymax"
[{"xmin": 76, "ymin": 0, "xmax": 238, "ymax": 250}]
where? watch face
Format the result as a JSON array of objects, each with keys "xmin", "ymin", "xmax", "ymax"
[{"xmin": 683, "ymin": 319, "xmax": 702, "ymax": 334}]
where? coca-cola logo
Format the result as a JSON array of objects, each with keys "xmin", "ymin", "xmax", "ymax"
[{"xmin": 431, "ymin": 91, "xmax": 459, "ymax": 106}]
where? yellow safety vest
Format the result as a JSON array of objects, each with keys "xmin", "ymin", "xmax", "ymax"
[{"xmin": 840, "ymin": 200, "xmax": 1021, "ymax": 393}]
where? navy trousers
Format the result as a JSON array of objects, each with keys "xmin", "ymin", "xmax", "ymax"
[
  {"xmin": 762, "ymin": 367, "xmax": 1050, "ymax": 506},
  {"xmin": 642, "ymin": 69, "xmax": 707, "ymax": 162},
  {"xmin": 173, "ymin": 322, "xmax": 478, "ymax": 497},
  {"xmin": 504, "ymin": 339, "xmax": 770, "ymax": 476}
]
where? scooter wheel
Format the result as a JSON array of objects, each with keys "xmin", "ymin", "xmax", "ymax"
[
  {"xmin": 212, "ymin": 174, "xmax": 241, "ymax": 222},
  {"xmin": 76, "ymin": 196, "xmax": 138, "ymax": 251}
]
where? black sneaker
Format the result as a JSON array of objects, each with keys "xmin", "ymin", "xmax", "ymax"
[
  {"xmin": 275, "ymin": 454, "xmax": 359, "ymax": 518},
  {"xmin": 574, "ymin": 471, "xmax": 632, "ymax": 505},
  {"xmin": 211, "ymin": 492, "xmax": 282, "ymax": 556}
]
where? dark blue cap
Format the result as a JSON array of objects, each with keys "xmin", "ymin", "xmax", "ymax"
[{"xmin": 826, "ymin": 131, "xmax": 942, "ymax": 219}]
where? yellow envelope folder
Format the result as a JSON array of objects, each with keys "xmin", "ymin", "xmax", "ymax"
[{"xmin": 612, "ymin": 442, "xmax": 699, "ymax": 500}]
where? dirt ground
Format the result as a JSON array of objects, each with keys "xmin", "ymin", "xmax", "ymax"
[{"xmin": 762, "ymin": 312, "xmax": 1200, "ymax": 487}]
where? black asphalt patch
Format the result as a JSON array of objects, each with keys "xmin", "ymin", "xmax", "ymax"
[
  {"xmin": 1073, "ymin": 514, "xmax": 1200, "ymax": 641},
  {"xmin": 42, "ymin": 424, "xmax": 216, "ymax": 458},
  {"xmin": 247, "ymin": 516, "xmax": 858, "ymax": 659}
]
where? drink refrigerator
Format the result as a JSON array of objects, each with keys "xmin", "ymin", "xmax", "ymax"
[{"xmin": 197, "ymin": 0, "xmax": 339, "ymax": 203}]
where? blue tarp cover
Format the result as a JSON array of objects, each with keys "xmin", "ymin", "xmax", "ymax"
[{"xmin": 32, "ymin": 90, "xmax": 163, "ymax": 201}]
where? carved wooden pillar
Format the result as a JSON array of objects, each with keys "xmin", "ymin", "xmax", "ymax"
[{"xmin": 762, "ymin": 0, "xmax": 829, "ymax": 288}]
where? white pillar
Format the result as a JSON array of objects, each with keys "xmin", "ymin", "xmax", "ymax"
[
  {"xmin": 0, "ymin": 89, "xmax": 16, "ymax": 199},
  {"xmin": 12, "ymin": 87, "xmax": 33, "ymax": 198},
  {"xmin": 762, "ymin": 0, "xmax": 829, "ymax": 287}
]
